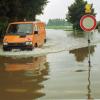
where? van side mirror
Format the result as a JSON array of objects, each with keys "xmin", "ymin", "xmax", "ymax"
[
  {"xmin": 34, "ymin": 31, "xmax": 38, "ymax": 34},
  {"xmin": 34, "ymin": 24, "xmax": 39, "ymax": 34}
]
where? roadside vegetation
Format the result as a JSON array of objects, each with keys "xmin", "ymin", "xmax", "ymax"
[
  {"xmin": 97, "ymin": 21, "xmax": 100, "ymax": 32},
  {"xmin": 97, "ymin": 21, "xmax": 100, "ymax": 28},
  {"xmin": 46, "ymin": 19, "xmax": 73, "ymax": 30}
]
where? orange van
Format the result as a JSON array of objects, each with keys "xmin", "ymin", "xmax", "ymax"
[{"xmin": 3, "ymin": 21, "xmax": 46, "ymax": 51}]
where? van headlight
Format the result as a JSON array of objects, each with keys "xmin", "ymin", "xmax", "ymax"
[
  {"xmin": 3, "ymin": 42, "xmax": 8, "ymax": 45},
  {"xmin": 25, "ymin": 42, "xmax": 32, "ymax": 45}
]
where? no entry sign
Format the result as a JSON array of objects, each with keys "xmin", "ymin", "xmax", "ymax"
[{"xmin": 80, "ymin": 15, "xmax": 97, "ymax": 32}]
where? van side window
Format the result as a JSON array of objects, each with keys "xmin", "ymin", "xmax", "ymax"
[{"xmin": 34, "ymin": 24, "xmax": 39, "ymax": 34}]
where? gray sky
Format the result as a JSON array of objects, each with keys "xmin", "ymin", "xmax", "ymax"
[{"xmin": 37, "ymin": 0, "xmax": 100, "ymax": 23}]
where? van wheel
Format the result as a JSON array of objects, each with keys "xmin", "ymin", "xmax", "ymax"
[
  {"xmin": 27, "ymin": 48, "xmax": 33, "ymax": 51},
  {"xmin": 44, "ymin": 39, "xmax": 46, "ymax": 43},
  {"xmin": 27, "ymin": 46, "xmax": 33, "ymax": 51},
  {"xmin": 34, "ymin": 43, "xmax": 38, "ymax": 47},
  {"xmin": 21, "ymin": 48, "xmax": 25, "ymax": 51},
  {"xmin": 3, "ymin": 47, "xmax": 11, "ymax": 51}
]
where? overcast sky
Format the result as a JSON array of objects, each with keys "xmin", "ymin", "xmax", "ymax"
[{"xmin": 37, "ymin": 0, "xmax": 100, "ymax": 23}]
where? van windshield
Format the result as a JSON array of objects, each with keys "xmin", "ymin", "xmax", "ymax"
[{"xmin": 7, "ymin": 23, "xmax": 33, "ymax": 35}]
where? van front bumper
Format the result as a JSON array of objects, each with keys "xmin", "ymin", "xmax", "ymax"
[{"xmin": 3, "ymin": 42, "xmax": 33, "ymax": 50}]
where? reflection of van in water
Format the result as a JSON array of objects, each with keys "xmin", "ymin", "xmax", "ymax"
[
  {"xmin": 3, "ymin": 21, "xmax": 46, "ymax": 51},
  {"xmin": 0, "ymin": 56, "xmax": 48, "ymax": 100},
  {"xmin": 3, "ymin": 56, "xmax": 47, "ymax": 72}
]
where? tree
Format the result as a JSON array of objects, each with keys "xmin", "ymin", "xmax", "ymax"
[
  {"xmin": 0, "ymin": 0, "xmax": 48, "ymax": 21},
  {"xmin": 0, "ymin": 0, "xmax": 48, "ymax": 39},
  {"xmin": 66, "ymin": 0, "xmax": 96, "ymax": 30}
]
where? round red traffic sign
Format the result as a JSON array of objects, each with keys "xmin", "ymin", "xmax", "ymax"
[{"xmin": 80, "ymin": 15, "xmax": 97, "ymax": 32}]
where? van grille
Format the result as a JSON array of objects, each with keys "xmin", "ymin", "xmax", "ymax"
[{"xmin": 8, "ymin": 43, "xmax": 26, "ymax": 46}]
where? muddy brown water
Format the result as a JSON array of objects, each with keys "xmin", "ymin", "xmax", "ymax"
[{"xmin": 0, "ymin": 29, "xmax": 100, "ymax": 99}]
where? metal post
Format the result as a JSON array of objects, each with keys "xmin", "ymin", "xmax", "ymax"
[
  {"xmin": 87, "ymin": 32, "xmax": 93, "ymax": 99},
  {"xmin": 87, "ymin": 64, "xmax": 92, "ymax": 99},
  {"xmin": 88, "ymin": 32, "xmax": 91, "ymax": 67}
]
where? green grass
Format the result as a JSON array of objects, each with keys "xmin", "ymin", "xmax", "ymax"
[{"xmin": 46, "ymin": 25, "xmax": 73, "ymax": 31}]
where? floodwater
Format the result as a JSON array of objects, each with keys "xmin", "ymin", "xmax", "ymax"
[
  {"xmin": 1, "ymin": 29, "xmax": 100, "ymax": 57},
  {"xmin": 0, "ymin": 29, "xmax": 100, "ymax": 99}
]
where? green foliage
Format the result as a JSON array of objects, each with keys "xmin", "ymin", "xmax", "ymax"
[
  {"xmin": 0, "ymin": 17, "xmax": 8, "ymax": 38},
  {"xmin": 66, "ymin": 0, "xmax": 96, "ymax": 30},
  {"xmin": 0, "ymin": 0, "xmax": 48, "ymax": 21},
  {"xmin": 97, "ymin": 21, "xmax": 100, "ymax": 26},
  {"xmin": 47, "ymin": 19, "xmax": 72, "ymax": 26}
]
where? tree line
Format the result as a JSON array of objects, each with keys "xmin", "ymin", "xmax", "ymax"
[{"xmin": 47, "ymin": 19, "xmax": 72, "ymax": 26}]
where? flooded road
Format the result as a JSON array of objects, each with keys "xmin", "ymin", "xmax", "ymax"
[
  {"xmin": 0, "ymin": 29, "xmax": 100, "ymax": 99},
  {"xmin": 1, "ymin": 29, "xmax": 100, "ymax": 57}
]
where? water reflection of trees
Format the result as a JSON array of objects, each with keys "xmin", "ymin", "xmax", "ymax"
[
  {"xmin": 69, "ymin": 46, "xmax": 95, "ymax": 62},
  {"xmin": 0, "ymin": 56, "xmax": 49, "ymax": 100},
  {"xmin": 70, "ymin": 46, "xmax": 95, "ymax": 99}
]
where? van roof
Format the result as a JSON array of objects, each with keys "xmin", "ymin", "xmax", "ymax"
[{"xmin": 10, "ymin": 21, "xmax": 45, "ymax": 25}]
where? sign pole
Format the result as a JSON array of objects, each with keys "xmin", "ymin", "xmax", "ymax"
[{"xmin": 88, "ymin": 32, "xmax": 91, "ymax": 67}]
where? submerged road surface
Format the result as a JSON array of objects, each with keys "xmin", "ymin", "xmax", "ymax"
[{"xmin": 0, "ymin": 29, "xmax": 100, "ymax": 99}]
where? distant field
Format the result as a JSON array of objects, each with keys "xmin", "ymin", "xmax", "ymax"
[{"xmin": 46, "ymin": 25, "xmax": 73, "ymax": 31}]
